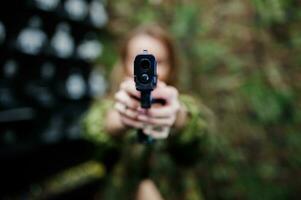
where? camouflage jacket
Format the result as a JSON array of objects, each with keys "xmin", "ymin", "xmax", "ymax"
[{"xmin": 82, "ymin": 94, "xmax": 216, "ymax": 200}]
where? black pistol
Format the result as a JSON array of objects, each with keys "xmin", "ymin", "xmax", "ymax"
[{"xmin": 134, "ymin": 50, "xmax": 157, "ymax": 144}]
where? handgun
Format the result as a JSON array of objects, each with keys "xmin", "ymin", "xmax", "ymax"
[{"xmin": 134, "ymin": 50, "xmax": 157, "ymax": 143}]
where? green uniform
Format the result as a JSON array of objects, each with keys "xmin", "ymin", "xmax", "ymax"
[{"xmin": 81, "ymin": 94, "xmax": 216, "ymax": 200}]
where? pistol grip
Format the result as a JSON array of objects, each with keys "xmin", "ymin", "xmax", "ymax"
[
  {"xmin": 137, "ymin": 129, "xmax": 154, "ymax": 144},
  {"xmin": 140, "ymin": 91, "xmax": 151, "ymax": 108}
]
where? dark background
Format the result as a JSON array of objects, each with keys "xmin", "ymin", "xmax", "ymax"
[{"xmin": 0, "ymin": 0, "xmax": 109, "ymax": 199}]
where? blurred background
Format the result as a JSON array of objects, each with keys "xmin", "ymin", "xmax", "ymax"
[{"xmin": 0, "ymin": 0, "xmax": 300, "ymax": 199}]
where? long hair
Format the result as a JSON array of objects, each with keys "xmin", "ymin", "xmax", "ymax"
[{"xmin": 109, "ymin": 24, "xmax": 180, "ymax": 94}]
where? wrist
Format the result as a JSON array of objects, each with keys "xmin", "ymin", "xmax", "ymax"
[{"xmin": 174, "ymin": 104, "xmax": 188, "ymax": 130}]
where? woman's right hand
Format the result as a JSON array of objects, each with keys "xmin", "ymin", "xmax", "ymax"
[{"xmin": 114, "ymin": 78, "xmax": 144, "ymax": 129}]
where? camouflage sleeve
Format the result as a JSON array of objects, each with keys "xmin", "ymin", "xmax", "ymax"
[
  {"xmin": 81, "ymin": 98, "xmax": 117, "ymax": 148},
  {"xmin": 175, "ymin": 94, "xmax": 215, "ymax": 142},
  {"xmin": 167, "ymin": 94, "xmax": 217, "ymax": 165}
]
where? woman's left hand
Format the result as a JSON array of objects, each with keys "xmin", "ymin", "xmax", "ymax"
[{"xmin": 137, "ymin": 83, "xmax": 181, "ymax": 138}]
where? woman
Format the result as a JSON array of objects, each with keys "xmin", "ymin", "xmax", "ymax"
[{"xmin": 82, "ymin": 24, "xmax": 215, "ymax": 200}]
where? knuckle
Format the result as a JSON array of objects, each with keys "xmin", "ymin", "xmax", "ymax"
[
  {"xmin": 128, "ymin": 101, "xmax": 136, "ymax": 108},
  {"xmin": 115, "ymin": 103, "xmax": 122, "ymax": 110},
  {"xmin": 127, "ymin": 110, "xmax": 134, "ymax": 118},
  {"xmin": 170, "ymin": 87, "xmax": 178, "ymax": 97},
  {"xmin": 115, "ymin": 105, "xmax": 120, "ymax": 112},
  {"xmin": 114, "ymin": 91, "xmax": 120, "ymax": 99},
  {"xmin": 120, "ymin": 90, "xmax": 127, "ymax": 97},
  {"xmin": 120, "ymin": 82, "xmax": 125, "ymax": 90}
]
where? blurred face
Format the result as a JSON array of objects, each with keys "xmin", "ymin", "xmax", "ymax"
[{"xmin": 125, "ymin": 34, "xmax": 171, "ymax": 83}]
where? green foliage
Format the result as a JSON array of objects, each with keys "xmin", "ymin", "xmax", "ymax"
[
  {"xmin": 242, "ymin": 73, "xmax": 292, "ymax": 124},
  {"xmin": 251, "ymin": 0, "xmax": 289, "ymax": 25},
  {"xmin": 99, "ymin": 0, "xmax": 301, "ymax": 199}
]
